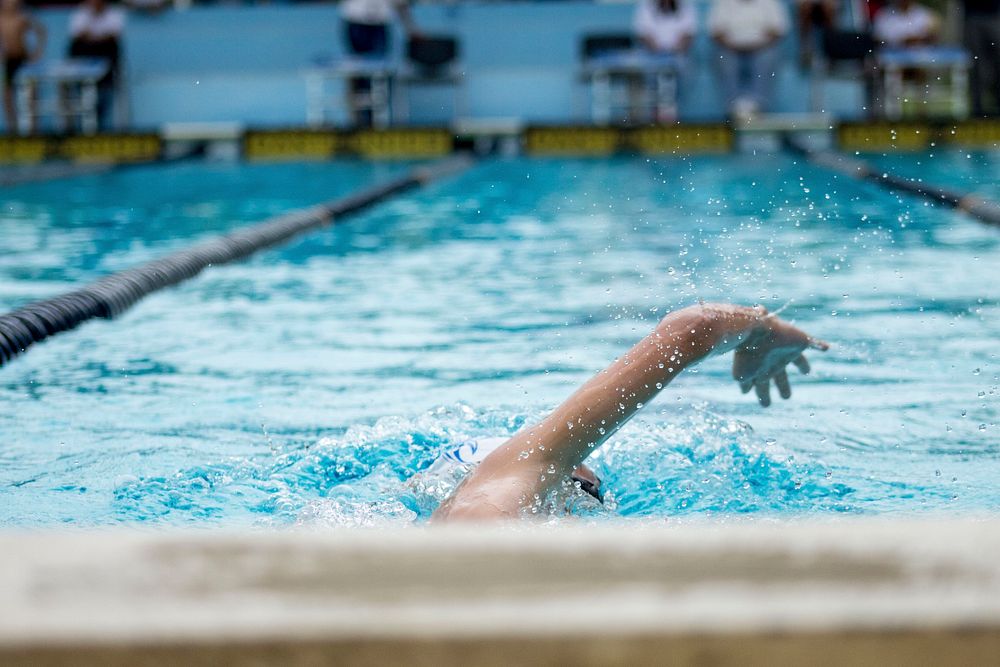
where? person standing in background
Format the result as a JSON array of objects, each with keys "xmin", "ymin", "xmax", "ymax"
[
  {"xmin": 871, "ymin": 0, "xmax": 939, "ymax": 47},
  {"xmin": 340, "ymin": 0, "xmax": 422, "ymax": 127},
  {"xmin": 0, "ymin": 0, "xmax": 45, "ymax": 134},
  {"xmin": 961, "ymin": 0, "xmax": 1000, "ymax": 115},
  {"xmin": 68, "ymin": 0, "xmax": 125, "ymax": 130},
  {"xmin": 709, "ymin": 0, "xmax": 790, "ymax": 119},
  {"xmin": 633, "ymin": 0, "xmax": 698, "ymax": 122},
  {"xmin": 634, "ymin": 0, "xmax": 698, "ymax": 56},
  {"xmin": 795, "ymin": 0, "xmax": 838, "ymax": 69}
]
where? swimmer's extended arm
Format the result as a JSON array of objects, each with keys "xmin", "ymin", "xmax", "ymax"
[{"xmin": 432, "ymin": 303, "xmax": 828, "ymax": 522}]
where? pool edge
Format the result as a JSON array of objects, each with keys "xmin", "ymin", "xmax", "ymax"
[{"xmin": 2, "ymin": 518, "xmax": 999, "ymax": 665}]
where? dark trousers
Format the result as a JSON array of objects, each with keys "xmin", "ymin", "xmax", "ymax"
[
  {"xmin": 344, "ymin": 21, "xmax": 389, "ymax": 127},
  {"xmin": 69, "ymin": 37, "xmax": 120, "ymax": 131},
  {"xmin": 964, "ymin": 15, "xmax": 1000, "ymax": 116}
]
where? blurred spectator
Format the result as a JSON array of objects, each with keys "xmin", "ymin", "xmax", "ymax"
[
  {"xmin": 122, "ymin": 0, "xmax": 170, "ymax": 14},
  {"xmin": 1, "ymin": 0, "xmax": 45, "ymax": 134},
  {"xmin": 634, "ymin": 0, "xmax": 697, "ymax": 55},
  {"xmin": 340, "ymin": 0, "xmax": 421, "ymax": 127},
  {"xmin": 709, "ymin": 0, "xmax": 789, "ymax": 118},
  {"xmin": 865, "ymin": 0, "xmax": 889, "ymax": 21},
  {"xmin": 796, "ymin": 0, "xmax": 837, "ymax": 69},
  {"xmin": 961, "ymin": 0, "xmax": 999, "ymax": 115},
  {"xmin": 68, "ymin": 0, "xmax": 125, "ymax": 129},
  {"xmin": 633, "ymin": 0, "xmax": 697, "ymax": 121},
  {"xmin": 872, "ymin": 0, "xmax": 939, "ymax": 47}
]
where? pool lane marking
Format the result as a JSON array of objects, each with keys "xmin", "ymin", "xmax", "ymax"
[
  {"xmin": 0, "ymin": 155, "xmax": 474, "ymax": 370},
  {"xmin": 784, "ymin": 136, "xmax": 1000, "ymax": 227}
]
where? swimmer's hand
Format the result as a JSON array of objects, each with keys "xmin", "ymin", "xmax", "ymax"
[{"xmin": 732, "ymin": 311, "xmax": 829, "ymax": 407}]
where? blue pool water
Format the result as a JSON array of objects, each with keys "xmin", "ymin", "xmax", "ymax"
[{"xmin": 1, "ymin": 154, "xmax": 997, "ymax": 527}]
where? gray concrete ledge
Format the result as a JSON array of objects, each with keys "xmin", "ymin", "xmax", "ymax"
[{"xmin": 3, "ymin": 519, "xmax": 1000, "ymax": 665}]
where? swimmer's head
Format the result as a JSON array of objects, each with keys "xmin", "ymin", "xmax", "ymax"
[{"xmin": 571, "ymin": 464, "xmax": 603, "ymax": 504}]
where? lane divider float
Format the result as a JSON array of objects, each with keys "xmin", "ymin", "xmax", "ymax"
[{"xmin": 0, "ymin": 156, "xmax": 473, "ymax": 368}]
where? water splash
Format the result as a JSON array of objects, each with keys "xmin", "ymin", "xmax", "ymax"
[
  {"xmin": 111, "ymin": 403, "xmax": 853, "ymax": 526},
  {"xmin": 592, "ymin": 408, "xmax": 854, "ymax": 516}
]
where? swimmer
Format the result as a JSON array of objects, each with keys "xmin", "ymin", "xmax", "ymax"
[{"xmin": 433, "ymin": 302, "xmax": 828, "ymax": 522}]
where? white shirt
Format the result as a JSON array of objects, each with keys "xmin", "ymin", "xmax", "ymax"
[
  {"xmin": 708, "ymin": 0, "xmax": 789, "ymax": 50},
  {"xmin": 340, "ymin": 0, "xmax": 403, "ymax": 26},
  {"xmin": 873, "ymin": 5, "xmax": 938, "ymax": 46},
  {"xmin": 70, "ymin": 6, "xmax": 125, "ymax": 40},
  {"xmin": 634, "ymin": 0, "xmax": 698, "ymax": 53}
]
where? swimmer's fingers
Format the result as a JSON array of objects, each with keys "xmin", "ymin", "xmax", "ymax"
[
  {"xmin": 754, "ymin": 378, "xmax": 771, "ymax": 407},
  {"xmin": 792, "ymin": 354, "xmax": 810, "ymax": 375},
  {"xmin": 809, "ymin": 338, "xmax": 830, "ymax": 352},
  {"xmin": 774, "ymin": 369, "xmax": 792, "ymax": 400},
  {"xmin": 733, "ymin": 355, "xmax": 755, "ymax": 393},
  {"xmin": 792, "ymin": 336, "xmax": 827, "ymax": 375}
]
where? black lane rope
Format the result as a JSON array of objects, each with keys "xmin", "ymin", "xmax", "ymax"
[
  {"xmin": 0, "ymin": 156, "xmax": 473, "ymax": 369},
  {"xmin": 784, "ymin": 136, "xmax": 1000, "ymax": 227}
]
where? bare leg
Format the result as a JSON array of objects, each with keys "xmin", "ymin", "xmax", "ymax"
[
  {"xmin": 3, "ymin": 84, "xmax": 17, "ymax": 135},
  {"xmin": 26, "ymin": 82, "xmax": 35, "ymax": 134}
]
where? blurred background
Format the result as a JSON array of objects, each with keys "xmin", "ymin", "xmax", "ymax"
[{"xmin": 1, "ymin": 0, "xmax": 995, "ymax": 136}]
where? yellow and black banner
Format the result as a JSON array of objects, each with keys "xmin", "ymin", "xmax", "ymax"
[
  {"xmin": 243, "ymin": 129, "xmax": 339, "ymax": 161},
  {"xmin": 0, "ymin": 137, "xmax": 48, "ymax": 164},
  {"xmin": 0, "ymin": 133, "xmax": 162, "ymax": 165},
  {"xmin": 948, "ymin": 119, "xmax": 1000, "ymax": 148},
  {"xmin": 839, "ymin": 119, "xmax": 1000, "ymax": 152},
  {"xmin": 243, "ymin": 128, "xmax": 454, "ymax": 161},
  {"xmin": 626, "ymin": 124, "xmax": 733, "ymax": 154},
  {"xmin": 346, "ymin": 128, "xmax": 453, "ymax": 159},
  {"xmin": 523, "ymin": 126, "xmax": 621, "ymax": 156},
  {"xmin": 524, "ymin": 124, "xmax": 732, "ymax": 156},
  {"xmin": 57, "ymin": 134, "xmax": 162, "ymax": 163},
  {"xmin": 838, "ymin": 122, "xmax": 933, "ymax": 152}
]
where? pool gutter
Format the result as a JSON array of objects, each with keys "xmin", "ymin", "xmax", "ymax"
[{"xmin": 2, "ymin": 518, "xmax": 999, "ymax": 665}]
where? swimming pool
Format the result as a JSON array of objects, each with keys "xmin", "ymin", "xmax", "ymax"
[{"xmin": 1, "ymin": 153, "xmax": 997, "ymax": 527}]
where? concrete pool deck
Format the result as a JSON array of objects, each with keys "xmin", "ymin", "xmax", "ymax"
[{"xmin": 3, "ymin": 519, "xmax": 1000, "ymax": 665}]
